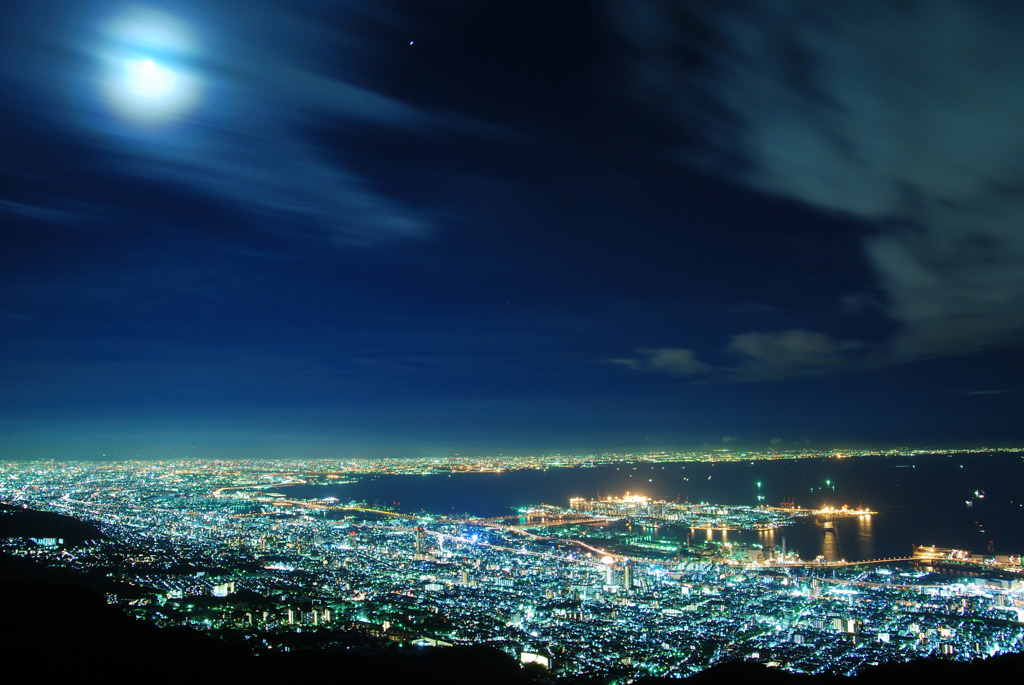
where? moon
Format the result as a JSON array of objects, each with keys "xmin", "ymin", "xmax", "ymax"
[
  {"xmin": 98, "ymin": 9, "xmax": 202, "ymax": 125},
  {"xmin": 125, "ymin": 59, "xmax": 177, "ymax": 100}
]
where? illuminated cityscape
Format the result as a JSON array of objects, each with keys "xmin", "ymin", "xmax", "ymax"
[
  {"xmin": 2, "ymin": 450, "xmax": 1022, "ymax": 679},
  {"xmin": 4, "ymin": 2, "xmax": 1024, "ymax": 680}
]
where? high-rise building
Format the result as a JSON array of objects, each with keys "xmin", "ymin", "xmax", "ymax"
[{"xmin": 415, "ymin": 526, "xmax": 426, "ymax": 556}]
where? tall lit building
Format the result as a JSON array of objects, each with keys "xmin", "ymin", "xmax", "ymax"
[{"xmin": 415, "ymin": 526, "xmax": 427, "ymax": 557}]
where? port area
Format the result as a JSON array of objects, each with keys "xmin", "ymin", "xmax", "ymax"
[
  {"xmin": 912, "ymin": 545, "xmax": 1024, "ymax": 578},
  {"xmin": 566, "ymin": 495, "xmax": 874, "ymax": 529}
]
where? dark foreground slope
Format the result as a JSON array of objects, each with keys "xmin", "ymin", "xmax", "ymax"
[
  {"xmin": 3, "ymin": 575, "xmax": 1022, "ymax": 685},
  {"xmin": 2, "ymin": 503, "xmax": 1020, "ymax": 685},
  {"xmin": 647, "ymin": 651, "xmax": 1024, "ymax": 685},
  {"xmin": 0, "ymin": 578, "xmax": 529, "ymax": 684},
  {"xmin": 0, "ymin": 501, "xmax": 105, "ymax": 544}
]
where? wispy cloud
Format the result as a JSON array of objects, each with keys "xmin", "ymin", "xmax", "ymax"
[
  {"xmin": 608, "ymin": 0, "xmax": 1024, "ymax": 360},
  {"xmin": 725, "ymin": 329, "xmax": 863, "ymax": 381},
  {"xmin": 0, "ymin": 199, "xmax": 78, "ymax": 223},
  {"xmin": 613, "ymin": 329, "xmax": 862, "ymax": 382},
  {"xmin": 607, "ymin": 347, "xmax": 713, "ymax": 375},
  {"xmin": 3, "ymin": 1, "xmax": 500, "ymax": 247},
  {"xmin": 963, "ymin": 389, "xmax": 1016, "ymax": 397}
]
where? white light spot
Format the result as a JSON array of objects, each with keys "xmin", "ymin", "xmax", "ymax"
[
  {"xmin": 98, "ymin": 9, "xmax": 202, "ymax": 125},
  {"xmin": 125, "ymin": 58, "xmax": 177, "ymax": 100}
]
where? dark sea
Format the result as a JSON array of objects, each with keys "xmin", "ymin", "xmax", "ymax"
[{"xmin": 279, "ymin": 452, "xmax": 1024, "ymax": 562}]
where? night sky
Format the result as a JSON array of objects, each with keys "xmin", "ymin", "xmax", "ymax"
[{"xmin": 2, "ymin": 1, "xmax": 1023, "ymax": 459}]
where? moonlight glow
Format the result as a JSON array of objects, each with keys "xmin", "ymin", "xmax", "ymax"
[
  {"xmin": 99, "ymin": 9, "xmax": 202, "ymax": 124},
  {"xmin": 124, "ymin": 59, "xmax": 177, "ymax": 100}
]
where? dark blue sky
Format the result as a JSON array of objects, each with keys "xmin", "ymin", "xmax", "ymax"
[{"xmin": 2, "ymin": 1, "xmax": 1023, "ymax": 459}]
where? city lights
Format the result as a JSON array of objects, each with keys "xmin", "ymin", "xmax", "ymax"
[{"xmin": 2, "ymin": 449, "xmax": 1022, "ymax": 679}]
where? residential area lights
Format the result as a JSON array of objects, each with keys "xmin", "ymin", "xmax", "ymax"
[{"xmin": 0, "ymin": 457, "xmax": 1022, "ymax": 679}]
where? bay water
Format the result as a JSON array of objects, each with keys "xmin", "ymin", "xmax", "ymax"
[{"xmin": 279, "ymin": 452, "xmax": 1024, "ymax": 562}]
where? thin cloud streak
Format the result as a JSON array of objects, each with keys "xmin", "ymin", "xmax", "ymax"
[
  {"xmin": 612, "ymin": 330, "xmax": 863, "ymax": 382},
  {"xmin": 2, "ymin": 1, "xmax": 505, "ymax": 247},
  {"xmin": 724, "ymin": 329, "xmax": 863, "ymax": 381},
  {"xmin": 607, "ymin": 348, "xmax": 713, "ymax": 376}
]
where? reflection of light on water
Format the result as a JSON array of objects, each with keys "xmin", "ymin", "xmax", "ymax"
[
  {"xmin": 857, "ymin": 514, "xmax": 874, "ymax": 560},
  {"xmin": 822, "ymin": 524, "xmax": 839, "ymax": 562}
]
